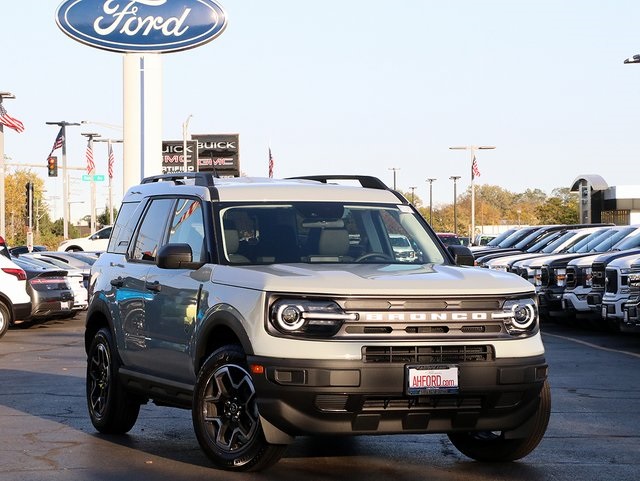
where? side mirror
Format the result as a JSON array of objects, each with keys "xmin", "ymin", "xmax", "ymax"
[
  {"xmin": 157, "ymin": 243, "xmax": 198, "ymax": 269},
  {"xmin": 447, "ymin": 245, "xmax": 474, "ymax": 267}
]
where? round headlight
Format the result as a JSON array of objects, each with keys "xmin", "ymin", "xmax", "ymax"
[
  {"xmin": 276, "ymin": 304, "xmax": 306, "ymax": 331},
  {"xmin": 512, "ymin": 303, "xmax": 536, "ymax": 329}
]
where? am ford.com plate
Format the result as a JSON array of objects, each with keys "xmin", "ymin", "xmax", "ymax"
[{"xmin": 406, "ymin": 365, "xmax": 459, "ymax": 395}]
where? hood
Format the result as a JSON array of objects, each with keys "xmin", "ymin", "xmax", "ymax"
[{"xmin": 212, "ymin": 263, "xmax": 534, "ymax": 297}]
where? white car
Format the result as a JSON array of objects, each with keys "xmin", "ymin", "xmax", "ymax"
[
  {"xmin": 57, "ymin": 226, "xmax": 112, "ymax": 252},
  {"xmin": 0, "ymin": 254, "xmax": 32, "ymax": 338}
]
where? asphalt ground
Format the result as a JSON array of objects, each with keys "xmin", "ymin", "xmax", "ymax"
[{"xmin": 0, "ymin": 314, "xmax": 638, "ymax": 481}]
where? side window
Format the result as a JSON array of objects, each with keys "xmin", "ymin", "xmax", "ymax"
[
  {"xmin": 167, "ymin": 199, "xmax": 206, "ymax": 263},
  {"xmin": 131, "ymin": 199, "xmax": 174, "ymax": 262},
  {"xmin": 96, "ymin": 227, "xmax": 112, "ymax": 239},
  {"xmin": 108, "ymin": 202, "xmax": 140, "ymax": 254}
]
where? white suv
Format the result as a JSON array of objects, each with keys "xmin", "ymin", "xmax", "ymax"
[
  {"xmin": 0, "ymin": 254, "xmax": 32, "ymax": 338},
  {"xmin": 85, "ymin": 174, "xmax": 550, "ymax": 471},
  {"xmin": 58, "ymin": 226, "xmax": 112, "ymax": 252}
]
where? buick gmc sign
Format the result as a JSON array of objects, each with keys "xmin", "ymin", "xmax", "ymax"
[{"xmin": 56, "ymin": 0, "xmax": 227, "ymax": 53}]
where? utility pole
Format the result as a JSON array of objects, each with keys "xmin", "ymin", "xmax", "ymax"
[{"xmin": 47, "ymin": 120, "xmax": 81, "ymax": 239}]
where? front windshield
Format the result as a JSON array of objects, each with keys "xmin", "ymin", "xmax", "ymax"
[
  {"xmin": 220, "ymin": 203, "xmax": 446, "ymax": 265},
  {"xmin": 611, "ymin": 230, "xmax": 640, "ymax": 250},
  {"xmin": 525, "ymin": 231, "xmax": 564, "ymax": 253},
  {"xmin": 580, "ymin": 227, "xmax": 636, "ymax": 253},
  {"xmin": 565, "ymin": 228, "xmax": 611, "ymax": 253},
  {"xmin": 486, "ymin": 229, "xmax": 516, "ymax": 247}
]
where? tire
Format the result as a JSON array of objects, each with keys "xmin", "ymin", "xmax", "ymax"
[
  {"xmin": 86, "ymin": 327, "xmax": 140, "ymax": 434},
  {"xmin": 447, "ymin": 379, "xmax": 551, "ymax": 462},
  {"xmin": 192, "ymin": 345, "xmax": 287, "ymax": 472},
  {"xmin": 0, "ymin": 301, "xmax": 10, "ymax": 339}
]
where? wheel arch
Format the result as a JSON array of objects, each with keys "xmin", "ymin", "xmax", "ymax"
[
  {"xmin": 0, "ymin": 293, "xmax": 14, "ymax": 320},
  {"xmin": 194, "ymin": 306, "xmax": 254, "ymax": 374},
  {"xmin": 84, "ymin": 297, "xmax": 116, "ymax": 355}
]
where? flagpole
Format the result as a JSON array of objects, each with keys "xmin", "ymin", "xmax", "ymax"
[
  {"xmin": 0, "ymin": 92, "xmax": 17, "ymax": 239},
  {"xmin": 95, "ymin": 137, "xmax": 123, "ymax": 226},
  {"xmin": 471, "ymin": 149, "xmax": 476, "ymax": 240},
  {"xmin": 47, "ymin": 121, "xmax": 80, "ymax": 239},
  {"xmin": 449, "ymin": 145, "xmax": 496, "ymax": 240},
  {"xmin": 81, "ymin": 133, "xmax": 101, "ymax": 233}
]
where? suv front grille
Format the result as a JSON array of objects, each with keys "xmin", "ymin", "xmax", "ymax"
[
  {"xmin": 592, "ymin": 262, "xmax": 606, "ymax": 289},
  {"xmin": 362, "ymin": 345, "xmax": 494, "ymax": 364},
  {"xmin": 565, "ymin": 266, "xmax": 577, "ymax": 289},
  {"xmin": 605, "ymin": 268, "xmax": 618, "ymax": 294}
]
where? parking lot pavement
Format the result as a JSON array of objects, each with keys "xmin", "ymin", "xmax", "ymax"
[{"xmin": 1, "ymin": 314, "xmax": 640, "ymax": 481}]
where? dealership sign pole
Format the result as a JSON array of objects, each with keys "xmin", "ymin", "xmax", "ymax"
[{"xmin": 55, "ymin": 0, "xmax": 228, "ymax": 192}]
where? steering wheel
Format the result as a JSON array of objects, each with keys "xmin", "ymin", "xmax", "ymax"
[{"xmin": 355, "ymin": 252, "xmax": 394, "ymax": 263}]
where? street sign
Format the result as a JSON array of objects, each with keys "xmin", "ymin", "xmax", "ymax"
[{"xmin": 82, "ymin": 174, "xmax": 105, "ymax": 182}]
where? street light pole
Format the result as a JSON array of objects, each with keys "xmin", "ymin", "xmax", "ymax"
[
  {"xmin": 47, "ymin": 121, "xmax": 81, "ymax": 239},
  {"xmin": 449, "ymin": 175, "xmax": 461, "ymax": 234},
  {"xmin": 409, "ymin": 186, "xmax": 417, "ymax": 204},
  {"xmin": 426, "ymin": 178, "xmax": 436, "ymax": 225},
  {"xmin": 449, "ymin": 145, "xmax": 496, "ymax": 238},
  {"xmin": 388, "ymin": 167, "xmax": 400, "ymax": 190}
]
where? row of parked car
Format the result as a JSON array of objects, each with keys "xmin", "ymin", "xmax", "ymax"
[
  {"xmin": 0, "ymin": 238, "xmax": 99, "ymax": 339},
  {"xmin": 471, "ymin": 224, "xmax": 640, "ymax": 333}
]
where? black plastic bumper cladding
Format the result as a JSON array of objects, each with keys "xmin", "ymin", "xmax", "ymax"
[{"xmin": 248, "ymin": 354, "xmax": 547, "ymax": 436}]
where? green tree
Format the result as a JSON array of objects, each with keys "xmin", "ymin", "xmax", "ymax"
[
  {"xmin": 98, "ymin": 206, "xmax": 118, "ymax": 226},
  {"xmin": 4, "ymin": 169, "xmax": 45, "ymax": 246},
  {"xmin": 536, "ymin": 189, "xmax": 579, "ymax": 224}
]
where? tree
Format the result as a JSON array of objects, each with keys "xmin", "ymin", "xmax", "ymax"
[
  {"xmin": 536, "ymin": 193, "xmax": 579, "ymax": 225},
  {"xmin": 98, "ymin": 206, "xmax": 118, "ymax": 226},
  {"xmin": 4, "ymin": 169, "xmax": 46, "ymax": 246}
]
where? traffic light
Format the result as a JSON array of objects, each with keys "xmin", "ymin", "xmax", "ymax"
[{"xmin": 47, "ymin": 156, "xmax": 58, "ymax": 177}]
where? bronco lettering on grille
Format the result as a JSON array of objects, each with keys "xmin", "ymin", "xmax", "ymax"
[{"xmin": 362, "ymin": 312, "xmax": 489, "ymax": 322}]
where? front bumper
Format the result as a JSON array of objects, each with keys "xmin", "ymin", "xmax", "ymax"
[
  {"xmin": 539, "ymin": 287, "xmax": 564, "ymax": 314},
  {"xmin": 601, "ymin": 295, "xmax": 628, "ymax": 320},
  {"xmin": 248, "ymin": 354, "xmax": 548, "ymax": 437}
]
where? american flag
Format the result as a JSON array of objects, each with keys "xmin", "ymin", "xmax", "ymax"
[
  {"xmin": 471, "ymin": 155, "xmax": 481, "ymax": 180},
  {"xmin": 268, "ymin": 147, "xmax": 274, "ymax": 178},
  {"xmin": 86, "ymin": 138, "xmax": 95, "ymax": 175},
  {"xmin": 108, "ymin": 143, "xmax": 115, "ymax": 179},
  {"xmin": 0, "ymin": 103, "xmax": 25, "ymax": 133},
  {"xmin": 49, "ymin": 127, "xmax": 64, "ymax": 155}
]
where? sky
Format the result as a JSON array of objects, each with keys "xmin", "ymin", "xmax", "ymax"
[{"xmin": 2, "ymin": 1, "xmax": 640, "ymax": 223}]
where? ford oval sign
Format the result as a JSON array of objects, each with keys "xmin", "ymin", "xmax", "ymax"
[{"xmin": 56, "ymin": 0, "xmax": 227, "ymax": 53}]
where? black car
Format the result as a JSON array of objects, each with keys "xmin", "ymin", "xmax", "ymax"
[{"xmin": 11, "ymin": 256, "xmax": 74, "ymax": 320}]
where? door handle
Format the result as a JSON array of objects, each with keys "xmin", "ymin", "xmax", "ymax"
[{"xmin": 145, "ymin": 280, "xmax": 161, "ymax": 292}]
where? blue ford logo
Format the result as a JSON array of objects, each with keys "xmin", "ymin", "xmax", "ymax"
[{"xmin": 56, "ymin": 0, "xmax": 227, "ymax": 53}]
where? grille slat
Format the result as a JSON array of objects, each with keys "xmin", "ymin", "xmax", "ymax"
[{"xmin": 362, "ymin": 345, "xmax": 494, "ymax": 364}]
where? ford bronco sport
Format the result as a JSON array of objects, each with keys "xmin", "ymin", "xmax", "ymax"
[{"xmin": 85, "ymin": 173, "xmax": 550, "ymax": 471}]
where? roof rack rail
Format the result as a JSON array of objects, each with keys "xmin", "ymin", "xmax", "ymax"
[
  {"xmin": 141, "ymin": 172, "xmax": 218, "ymax": 187},
  {"xmin": 288, "ymin": 175, "xmax": 389, "ymax": 190}
]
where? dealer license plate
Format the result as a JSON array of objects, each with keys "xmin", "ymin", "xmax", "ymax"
[
  {"xmin": 61, "ymin": 301, "xmax": 70, "ymax": 310},
  {"xmin": 406, "ymin": 365, "xmax": 459, "ymax": 395}
]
